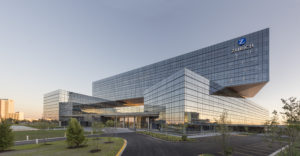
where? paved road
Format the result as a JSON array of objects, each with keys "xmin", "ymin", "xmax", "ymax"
[{"xmin": 103, "ymin": 133, "xmax": 285, "ymax": 156}]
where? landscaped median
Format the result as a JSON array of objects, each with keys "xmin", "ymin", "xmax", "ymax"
[
  {"xmin": 2, "ymin": 137, "xmax": 125, "ymax": 156},
  {"xmin": 137, "ymin": 131, "xmax": 196, "ymax": 142}
]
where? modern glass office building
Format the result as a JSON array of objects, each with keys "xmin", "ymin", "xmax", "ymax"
[
  {"xmin": 44, "ymin": 28, "xmax": 269, "ymax": 133},
  {"xmin": 43, "ymin": 89, "xmax": 106, "ymax": 121}
]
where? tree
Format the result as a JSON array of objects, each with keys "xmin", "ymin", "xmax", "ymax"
[
  {"xmin": 92, "ymin": 121, "xmax": 105, "ymax": 135},
  {"xmin": 91, "ymin": 121, "xmax": 105, "ymax": 152},
  {"xmin": 264, "ymin": 110, "xmax": 282, "ymax": 148},
  {"xmin": 244, "ymin": 126, "xmax": 248, "ymax": 133},
  {"xmin": 280, "ymin": 97, "xmax": 300, "ymax": 155},
  {"xmin": 0, "ymin": 119, "xmax": 14, "ymax": 151},
  {"xmin": 66, "ymin": 118, "xmax": 86, "ymax": 148},
  {"xmin": 215, "ymin": 111, "xmax": 233, "ymax": 156}
]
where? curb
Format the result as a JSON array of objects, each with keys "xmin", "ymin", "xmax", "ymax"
[
  {"xmin": 269, "ymin": 145, "xmax": 289, "ymax": 156},
  {"xmin": 116, "ymin": 139, "xmax": 127, "ymax": 156}
]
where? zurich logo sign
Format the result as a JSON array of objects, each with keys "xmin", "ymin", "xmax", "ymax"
[{"xmin": 238, "ymin": 38, "xmax": 246, "ymax": 46}]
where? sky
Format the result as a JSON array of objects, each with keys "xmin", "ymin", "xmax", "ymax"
[{"xmin": 0, "ymin": 0, "xmax": 300, "ymax": 119}]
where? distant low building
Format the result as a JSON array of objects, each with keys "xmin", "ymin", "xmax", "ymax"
[{"xmin": 0, "ymin": 99, "xmax": 24, "ymax": 120}]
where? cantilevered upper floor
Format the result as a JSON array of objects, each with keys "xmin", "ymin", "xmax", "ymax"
[{"xmin": 93, "ymin": 28, "xmax": 269, "ymax": 101}]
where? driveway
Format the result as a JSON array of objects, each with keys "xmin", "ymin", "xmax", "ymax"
[{"xmin": 103, "ymin": 132, "xmax": 285, "ymax": 156}]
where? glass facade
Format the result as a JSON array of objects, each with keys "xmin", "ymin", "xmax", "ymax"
[
  {"xmin": 45, "ymin": 29, "xmax": 270, "ymax": 133},
  {"xmin": 144, "ymin": 68, "xmax": 268, "ymax": 133},
  {"xmin": 93, "ymin": 29, "xmax": 269, "ymax": 101},
  {"xmin": 43, "ymin": 89, "xmax": 105, "ymax": 120}
]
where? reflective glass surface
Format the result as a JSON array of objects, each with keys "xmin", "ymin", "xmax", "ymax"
[
  {"xmin": 144, "ymin": 69, "xmax": 268, "ymax": 133},
  {"xmin": 93, "ymin": 29, "xmax": 269, "ymax": 101},
  {"xmin": 43, "ymin": 89, "xmax": 105, "ymax": 120}
]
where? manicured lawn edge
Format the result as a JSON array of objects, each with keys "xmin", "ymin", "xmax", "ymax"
[
  {"xmin": 116, "ymin": 139, "xmax": 127, "ymax": 156},
  {"xmin": 137, "ymin": 131, "xmax": 195, "ymax": 142},
  {"xmin": 271, "ymin": 144, "xmax": 289, "ymax": 156}
]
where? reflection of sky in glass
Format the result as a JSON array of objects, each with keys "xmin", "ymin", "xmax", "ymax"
[
  {"xmin": 145, "ymin": 69, "xmax": 268, "ymax": 125},
  {"xmin": 81, "ymin": 105, "xmax": 144, "ymax": 114}
]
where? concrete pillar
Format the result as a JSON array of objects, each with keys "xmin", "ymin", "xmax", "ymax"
[
  {"xmin": 133, "ymin": 116, "xmax": 136, "ymax": 129},
  {"xmin": 115, "ymin": 116, "xmax": 117, "ymax": 128},
  {"xmin": 123, "ymin": 117, "xmax": 125, "ymax": 128},
  {"xmin": 147, "ymin": 117, "xmax": 150, "ymax": 130}
]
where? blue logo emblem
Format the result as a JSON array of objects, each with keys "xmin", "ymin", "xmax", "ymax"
[{"xmin": 238, "ymin": 38, "xmax": 246, "ymax": 46}]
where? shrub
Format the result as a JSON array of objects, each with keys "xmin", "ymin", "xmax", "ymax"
[
  {"xmin": 181, "ymin": 134, "xmax": 187, "ymax": 141},
  {"xmin": 0, "ymin": 119, "xmax": 14, "ymax": 151},
  {"xmin": 105, "ymin": 120, "xmax": 114, "ymax": 127},
  {"xmin": 66, "ymin": 118, "xmax": 86, "ymax": 148}
]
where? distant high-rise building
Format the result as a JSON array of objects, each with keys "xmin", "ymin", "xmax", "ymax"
[
  {"xmin": 0, "ymin": 99, "xmax": 14, "ymax": 119},
  {"xmin": 0, "ymin": 99, "xmax": 24, "ymax": 120},
  {"xmin": 14, "ymin": 112, "xmax": 24, "ymax": 121}
]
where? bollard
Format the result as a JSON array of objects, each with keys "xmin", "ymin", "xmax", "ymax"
[
  {"xmin": 36, "ymin": 139, "xmax": 39, "ymax": 144},
  {"xmin": 64, "ymin": 132, "xmax": 66, "ymax": 137},
  {"xmin": 26, "ymin": 135, "xmax": 29, "ymax": 141}
]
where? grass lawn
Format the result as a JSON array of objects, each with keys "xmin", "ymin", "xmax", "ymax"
[
  {"xmin": 276, "ymin": 141, "xmax": 300, "ymax": 156},
  {"xmin": 20, "ymin": 122, "xmax": 59, "ymax": 129},
  {"xmin": 13, "ymin": 130, "xmax": 92, "ymax": 141},
  {"xmin": 3, "ymin": 137, "xmax": 124, "ymax": 156},
  {"xmin": 137, "ymin": 131, "xmax": 195, "ymax": 142},
  {"xmin": 14, "ymin": 130, "xmax": 67, "ymax": 141}
]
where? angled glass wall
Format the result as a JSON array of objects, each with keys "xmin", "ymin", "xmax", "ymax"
[
  {"xmin": 144, "ymin": 68, "xmax": 268, "ymax": 134},
  {"xmin": 93, "ymin": 29, "xmax": 269, "ymax": 101},
  {"xmin": 43, "ymin": 89, "xmax": 106, "ymax": 120}
]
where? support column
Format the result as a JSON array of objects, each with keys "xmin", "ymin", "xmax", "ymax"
[
  {"xmin": 147, "ymin": 117, "xmax": 150, "ymax": 130},
  {"xmin": 123, "ymin": 117, "xmax": 125, "ymax": 128},
  {"xmin": 201, "ymin": 125, "xmax": 203, "ymax": 133},
  {"xmin": 133, "ymin": 116, "xmax": 136, "ymax": 130},
  {"xmin": 115, "ymin": 115, "xmax": 117, "ymax": 128}
]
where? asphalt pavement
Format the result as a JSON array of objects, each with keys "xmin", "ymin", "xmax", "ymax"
[{"xmin": 104, "ymin": 132, "xmax": 285, "ymax": 156}]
